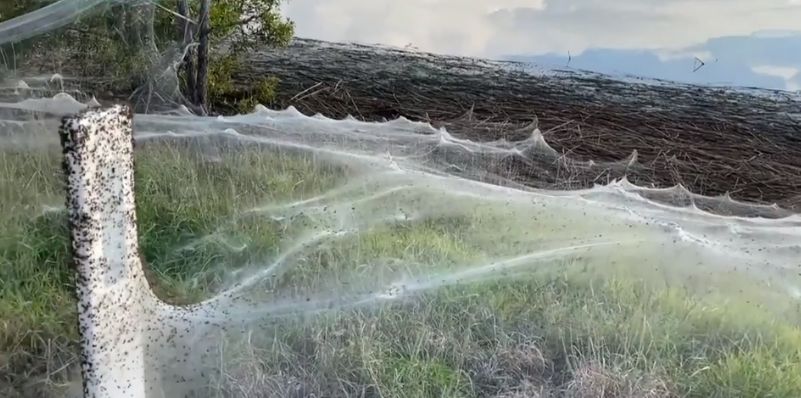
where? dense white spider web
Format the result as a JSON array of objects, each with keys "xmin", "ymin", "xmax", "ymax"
[{"xmin": 2, "ymin": 2, "xmax": 801, "ymax": 396}]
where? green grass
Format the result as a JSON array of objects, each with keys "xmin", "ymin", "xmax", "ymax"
[{"xmin": 2, "ymin": 138, "xmax": 801, "ymax": 397}]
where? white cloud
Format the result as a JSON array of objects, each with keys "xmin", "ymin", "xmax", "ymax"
[
  {"xmin": 280, "ymin": 0, "xmax": 545, "ymax": 56},
  {"xmin": 752, "ymin": 65, "xmax": 800, "ymax": 90},
  {"xmin": 280, "ymin": 0, "xmax": 801, "ymax": 58},
  {"xmin": 654, "ymin": 49, "xmax": 714, "ymax": 62},
  {"xmin": 752, "ymin": 65, "xmax": 799, "ymax": 80}
]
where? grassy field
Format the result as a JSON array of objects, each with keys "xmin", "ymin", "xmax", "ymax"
[{"xmin": 2, "ymin": 137, "xmax": 801, "ymax": 398}]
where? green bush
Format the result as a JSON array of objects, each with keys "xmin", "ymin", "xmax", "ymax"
[{"xmin": 1, "ymin": 0, "xmax": 293, "ymax": 113}]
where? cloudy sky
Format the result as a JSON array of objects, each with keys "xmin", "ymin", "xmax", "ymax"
[{"xmin": 280, "ymin": 0, "xmax": 801, "ymax": 91}]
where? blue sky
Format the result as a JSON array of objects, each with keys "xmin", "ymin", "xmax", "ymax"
[
  {"xmin": 507, "ymin": 32, "xmax": 801, "ymax": 91},
  {"xmin": 281, "ymin": 0, "xmax": 801, "ymax": 91}
]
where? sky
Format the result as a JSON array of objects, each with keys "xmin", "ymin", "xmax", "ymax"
[{"xmin": 280, "ymin": 0, "xmax": 801, "ymax": 91}]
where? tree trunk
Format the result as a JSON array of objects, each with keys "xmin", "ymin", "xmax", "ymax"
[{"xmin": 194, "ymin": 0, "xmax": 211, "ymax": 114}]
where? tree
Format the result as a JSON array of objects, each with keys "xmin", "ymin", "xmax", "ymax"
[
  {"xmin": 173, "ymin": 0, "xmax": 294, "ymax": 114},
  {"xmin": 1, "ymin": 0, "xmax": 294, "ymax": 114}
]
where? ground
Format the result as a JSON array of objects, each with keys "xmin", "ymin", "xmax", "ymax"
[
  {"xmin": 2, "ymin": 135, "xmax": 801, "ymax": 397},
  {"xmin": 21, "ymin": 37, "xmax": 801, "ymax": 211},
  {"xmin": 4, "ymin": 32, "xmax": 801, "ymax": 398}
]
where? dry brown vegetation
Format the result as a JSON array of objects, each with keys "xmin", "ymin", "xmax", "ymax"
[
  {"xmin": 236, "ymin": 39, "xmax": 801, "ymax": 214},
  {"xmin": 16, "ymin": 37, "xmax": 801, "ymax": 213}
]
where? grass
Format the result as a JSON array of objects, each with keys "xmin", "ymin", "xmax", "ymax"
[{"xmin": 2, "ymin": 136, "xmax": 801, "ymax": 397}]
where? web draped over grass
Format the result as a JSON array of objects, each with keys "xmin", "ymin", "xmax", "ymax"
[
  {"xmin": 2, "ymin": 2, "xmax": 801, "ymax": 395},
  {"xmin": 1, "ymin": 95, "xmax": 801, "ymax": 397}
]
